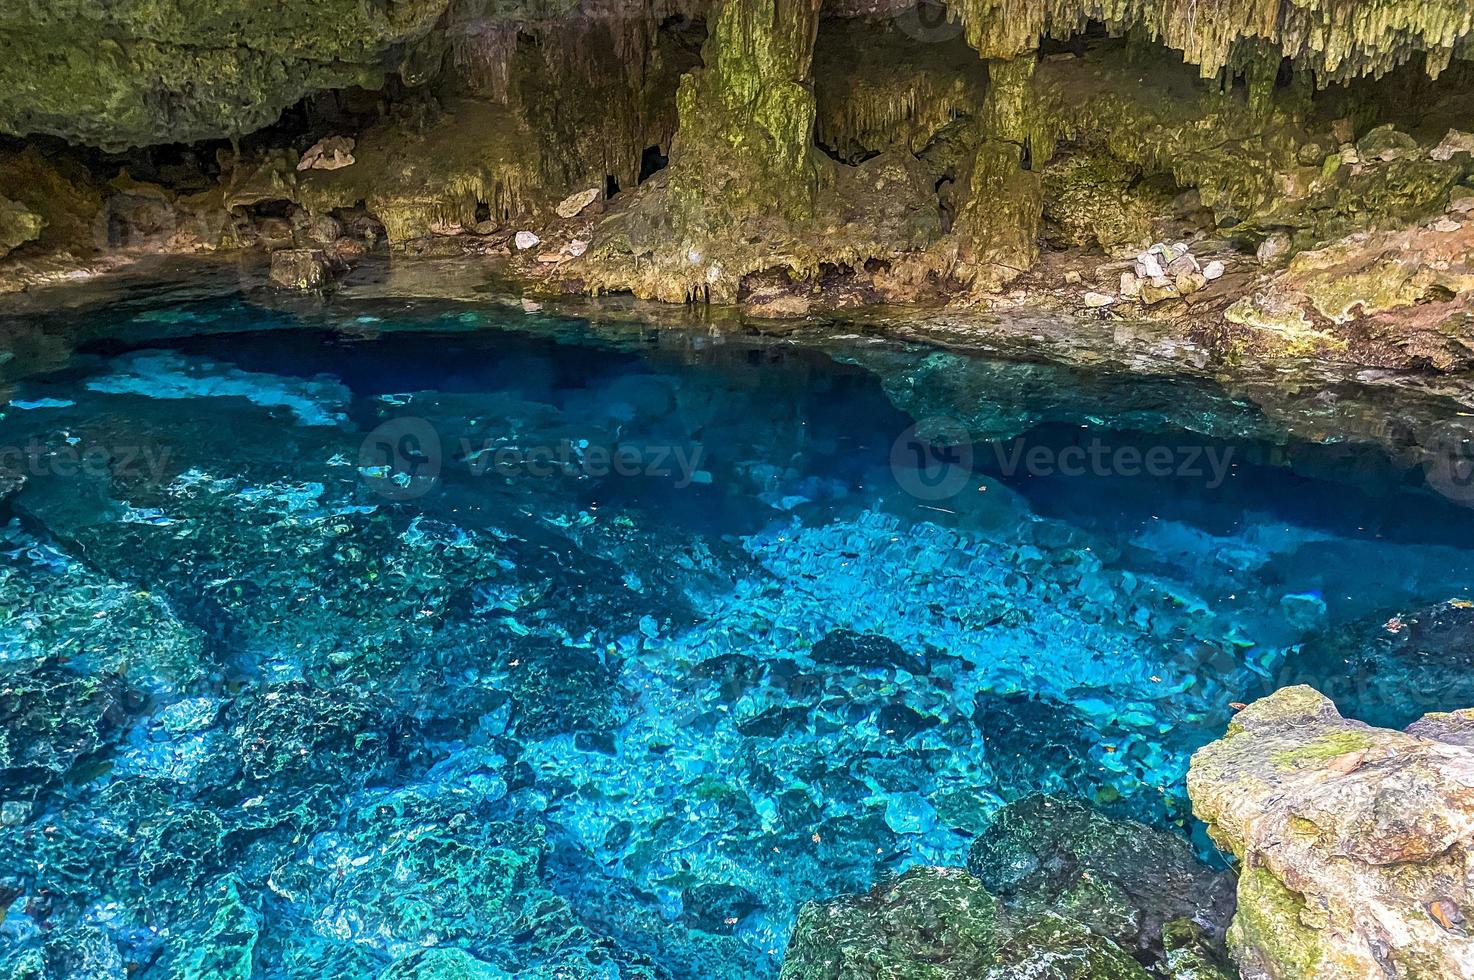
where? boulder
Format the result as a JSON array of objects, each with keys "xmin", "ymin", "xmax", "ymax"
[
  {"xmin": 0, "ymin": 195, "xmax": 44, "ymax": 257},
  {"xmin": 1189, "ymin": 686, "xmax": 1474, "ymax": 979},
  {"xmin": 966, "ymin": 795, "xmax": 1235, "ymax": 964},
  {"xmin": 269, "ymin": 248, "xmax": 337, "ymax": 290}
]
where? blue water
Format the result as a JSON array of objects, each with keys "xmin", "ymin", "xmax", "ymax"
[{"xmin": 1, "ymin": 295, "xmax": 1472, "ymax": 977}]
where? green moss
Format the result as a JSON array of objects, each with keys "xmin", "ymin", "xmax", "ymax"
[
  {"xmin": 0, "ymin": 0, "xmax": 449, "ymax": 148},
  {"xmin": 1228, "ymin": 867, "xmax": 1326, "ymax": 977},
  {"xmin": 1271, "ymin": 730, "xmax": 1375, "ymax": 771}
]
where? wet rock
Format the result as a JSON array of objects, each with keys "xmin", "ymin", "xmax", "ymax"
[
  {"xmin": 810, "ymin": 629, "xmax": 926, "ymax": 674},
  {"xmin": 556, "ymin": 187, "xmax": 602, "ymax": 219},
  {"xmin": 0, "ymin": 660, "xmax": 127, "ymax": 781},
  {"xmin": 985, "ymin": 914, "xmax": 1150, "ymax": 979},
  {"xmin": 966, "ymin": 795, "xmax": 1235, "ymax": 963},
  {"xmin": 781, "ymin": 867, "xmax": 1002, "ymax": 978},
  {"xmin": 1189, "ymin": 686, "xmax": 1474, "ymax": 979},
  {"xmin": 296, "ymin": 136, "xmax": 356, "ymax": 171},
  {"xmin": 269, "ymin": 247, "xmax": 338, "ymax": 290}
]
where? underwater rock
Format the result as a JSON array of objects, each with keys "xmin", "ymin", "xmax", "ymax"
[
  {"xmin": 0, "ymin": 660, "xmax": 127, "ymax": 783},
  {"xmin": 966, "ymin": 795, "xmax": 1235, "ymax": 964},
  {"xmin": 782, "ymin": 795, "xmax": 1233, "ymax": 977},
  {"xmin": 780, "ymin": 867, "xmax": 1004, "ymax": 978},
  {"xmin": 1189, "ymin": 686, "xmax": 1474, "ymax": 979}
]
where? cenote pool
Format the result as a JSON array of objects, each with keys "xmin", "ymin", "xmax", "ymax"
[{"xmin": 2, "ymin": 290, "xmax": 1473, "ymax": 977}]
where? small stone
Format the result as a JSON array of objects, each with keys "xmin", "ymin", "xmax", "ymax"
[
  {"xmin": 297, "ymin": 135, "xmax": 356, "ymax": 171},
  {"xmin": 1450, "ymin": 190, "xmax": 1474, "ymax": 214},
  {"xmin": 1431, "ymin": 130, "xmax": 1474, "ymax": 162},
  {"xmin": 158, "ymin": 697, "xmax": 224, "ymax": 736},
  {"xmin": 1174, "ymin": 271, "xmax": 1209, "ymax": 295},
  {"xmin": 535, "ymin": 252, "xmax": 562, "ymax": 264},
  {"xmin": 1119, "ymin": 272, "xmax": 1141, "ymax": 298},
  {"xmin": 564, "ymin": 238, "xmax": 589, "ymax": 257},
  {"xmin": 1083, "ymin": 291, "xmax": 1116, "ymax": 308},
  {"xmin": 1166, "ymin": 252, "xmax": 1200, "ymax": 277},
  {"xmin": 470, "ymin": 220, "xmax": 498, "ymax": 236},
  {"xmin": 1432, "ymin": 218, "xmax": 1463, "ymax": 233},
  {"xmin": 514, "ymin": 231, "xmax": 541, "ymax": 251},
  {"xmin": 1203, "ymin": 260, "xmax": 1226, "ymax": 281},
  {"xmin": 884, "ymin": 792, "xmax": 938, "ymax": 835},
  {"xmin": 1257, "ymin": 232, "xmax": 1292, "ymax": 267},
  {"xmin": 1137, "ymin": 251, "xmax": 1165, "ymax": 279},
  {"xmin": 520, "ymin": 298, "xmax": 543, "ymax": 313},
  {"xmin": 1140, "ymin": 280, "xmax": 1180, "ymax": 305},
  {"xmin": 555, "ymin": 187, "xmax": 602, "ymax": 219},
  {"xmin": 1063, "ymin": 270, "xmax": 1083, "ymax": 285}
]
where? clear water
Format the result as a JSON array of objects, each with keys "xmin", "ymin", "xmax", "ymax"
[{"xmin": 2, "ymin": 294, "xmax": 1473, "ymax": 978}]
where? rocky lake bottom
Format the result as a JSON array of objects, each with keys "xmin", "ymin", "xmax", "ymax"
[{"xmin": 1, "ymin": 285, "xmax": 1473, "ymax": 977}]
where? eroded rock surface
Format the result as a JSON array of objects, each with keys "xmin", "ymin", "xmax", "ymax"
[
  {"xmin": 781, "ymin": 795, "xmax": 1234, "ymax": 978},
  {"xmin": 1189, "ymin": 686, "xmax": 1474, "ymax": 979}
]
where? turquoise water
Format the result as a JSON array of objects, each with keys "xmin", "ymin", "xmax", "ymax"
[{"xmin": 1, "ymin": 294, "xmax": 1473, "ymax": 977}]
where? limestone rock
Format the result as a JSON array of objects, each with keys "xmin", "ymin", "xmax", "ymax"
[
  {"xmin": 0, "ymin": 0, "xmax": 450, "ymax": 149},
  {"xmin": 780, "ymin": 867, "xmax": 1003, "ymax": 978},
  {"xmin": 297, "ymin": 136, "xmax": 356, "ymax": 172},
  {"xmin": 269, "ymin": 248, "xmax": 337, "ymax": 290},
  {"xmin": 1082, "ymin": 291, "xmax": 1115, "ymax": 308},
  {"xmin": 1189, "ymin": 686, "xmax": 1474, "ymax": 980},
  {"xmin": 966, "ymin": 795, "xmax": 1235, "ymax": 965},
  {"xmin": 1257, "ymin": 232, "xmax": 1292, "ymax": 267},
  {"xmin": 0, "ymin": 195, "xmax": 44, "ymax": 258},
  {"xmin": 1431, "ymin": 130, "xmax": 1474, "ymax": 163},
  {"xmin": 514, "ymin": 231, "xmax": 541, "ymax": 251},
  {"xmin": 555, "ymin": 187, "xmax": 601, "ymax": 219},
  {"xmin": 1357, "ymin": 124, "xmax": 1422, "ymax": 163}
]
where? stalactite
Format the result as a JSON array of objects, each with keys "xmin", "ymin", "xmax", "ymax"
[{"xmin": 944, "ymin": 0, "xmax": 1474, "ymax": 86}]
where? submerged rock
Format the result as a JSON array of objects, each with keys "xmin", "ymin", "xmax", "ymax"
[
  {"xmin": 1189, "ymin": 686, "xmax": 1474, "ymax": 979},
  {"xmin": 783, "ymin": 796, "xmax": 1233, "ymax": 978}
]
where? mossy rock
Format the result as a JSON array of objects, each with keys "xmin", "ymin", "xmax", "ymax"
[
  {"xmin": 780, "ymin": 867, "xmax": 1003, "ymax": 978},
  {"xmin": 984, "ymin": 913, "xmax": 1151, "ymax": 979}
]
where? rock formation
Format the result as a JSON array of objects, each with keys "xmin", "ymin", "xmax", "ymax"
[
  {"xmin": 1190, "ymin": 686, "xmax": 1474, "ymax": 979},
  {"xmin": 1, "ymin": 0, "xmax": 1474, "ymax": 363},
  {"xmin": 781, "ymin": 795, "xmax": 1236, "ymax": 978}
]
